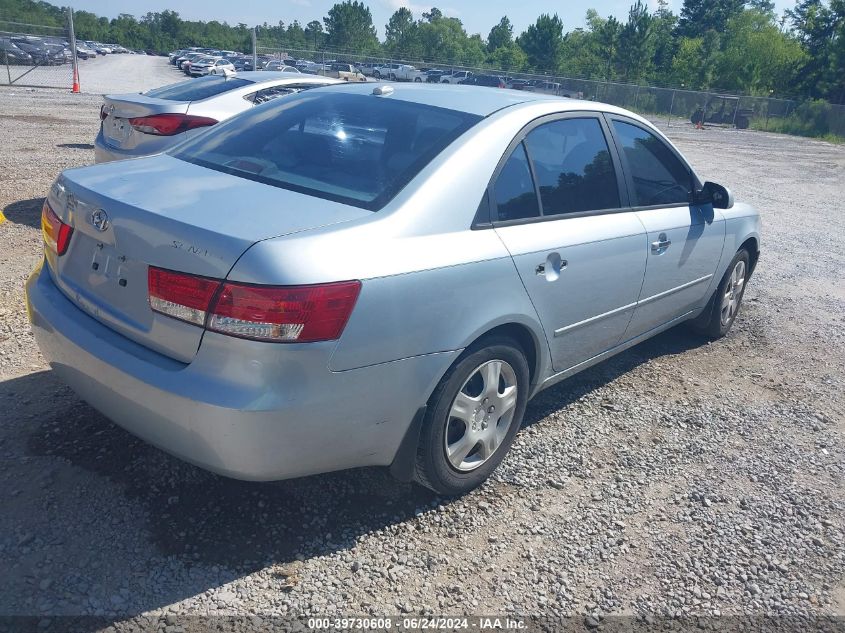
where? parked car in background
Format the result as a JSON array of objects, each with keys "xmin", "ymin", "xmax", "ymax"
[
  {"xmin": 460, "ymin": 74, "xmax": 506, "ymax": 88},
  {"xmin": 76, "ymin": 43, "xmax": 97, "ymax": 59},
  {"xmin": 372, "ymin": 63, "xmax": 399, "ymax": 79},
  {"xmin": 506, "ymin": 78, "xmax": 534, "ymax": 91},
  {"xmin": 323, "ymin": 62, "xmax": 366, "ymax": 82},
  {"xmin": 425, "ymin": 68, "xmax": 448, "ymax": 83},
  {"xmin": 535, "ymin": 81, "xmax": 563, "ymax": 94},
  {"xmin": 11, "ymin": 37, "xmax": 64, "ymax": 65},
  {"xmin": 358, "ymin": 62, "xmax": 378, "ymax": 76},
  {"xmin": 263, "ymin": 60, "xmax": 300, "ymax": 73},
  {"xmin": 32, "ymin": 83, "xmax": 760, "ymax": 496},
  {"xmin": 388, "ymin": 64, "xmax": 426, "ymax": 82},
  {"xmin": 180, "ymin": 53, "xmax": 208, "ymax": 74},
  {"xmin": 190, "ymin": 57, "xmax": 236, "ymax": 76},
  {"xmin": 440, "ymin": 70, "xmax": 473, "ymax": 84},
  {"xmin": 94, "ymin": 72, "xmax": 339, "ymax": 163},
  {"xmin": 0, "ymin": 38, "xmax": 33, "ymax": 65}
]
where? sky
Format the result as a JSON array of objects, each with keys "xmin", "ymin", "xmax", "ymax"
[{"xmin": 69, "ymin": 0, "xmax": 795, "ymax": 40}]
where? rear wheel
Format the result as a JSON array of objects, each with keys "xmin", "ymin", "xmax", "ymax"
[
  {"xmin": 414, "ymin": 77, "xmax": 422, "ymax": 82},
  {"xmin": 414, "ymin": 337, "xmax": 529, "ymax": 495},
  {"xmin": 689, "ymin": 249, "xmax": 750, "ymax": 339}
]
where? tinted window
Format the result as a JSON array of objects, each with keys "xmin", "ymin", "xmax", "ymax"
[
  {"xmin": 247, "ymin": 83, "xmax": 327, "ymax": 104},
  {"xmin": 492, "ymin": 143, "xmax": 540, "ymax": 222},
  {"xmin": 145, "ymin": 76, "xmax": 251, "ymax": 101},
  {"xmin": 612, "ymin": 120, "xmax": 691, "ymax": 206},
  {"xmin": 523, "ymin": 118, "xmax": 620, "ymax": 215},
  {"xmin": 172, "ymin": 92, "xmax": 481, "ymax": 210}
]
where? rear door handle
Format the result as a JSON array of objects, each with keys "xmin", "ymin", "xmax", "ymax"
[
  {"xmin": 651, "ymin": 233, "xmax": 671, "ymax": 253},
  {"xmin": 536, "ymin": 253, "xmax": 567, "ymax": 280}
]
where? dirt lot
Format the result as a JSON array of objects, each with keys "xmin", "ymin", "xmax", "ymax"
[{"xmin": 1, "ymin": 55, "xmax": 844, "ymax": 629}]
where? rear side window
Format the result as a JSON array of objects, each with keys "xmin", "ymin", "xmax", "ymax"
[
  {"xmin": 246, "ymin": 84, "xmax": 328, "ymax": 104},
  {"xmin": 145, "ymin": 76, "xmax": 251, "ymax": 101},
  {"xmin": 611, "ymin": 120, "xmax": 691, "ymax": 206},
  {"xmin": 492, "ymin": 143, "xmax": 540, "ymax": 222},
  {"xmin": 172, "ymin": 92, "xmax": 481, "ymax": 210},
  {"xmin": 524, "ymin": 118, "xmax": 620, "ymax": 215}
]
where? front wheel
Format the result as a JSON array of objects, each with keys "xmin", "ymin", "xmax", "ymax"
[
  {"xmin": 414, "ymin": 76, "xmax": 422, "ymax": 82},
  {"xmin": 414, "ymin": 337, "xmax": 529, "ymax": 495},
  {"xmin": 689, "ymin": 249, "xmax": 750, "ymax": 339}
]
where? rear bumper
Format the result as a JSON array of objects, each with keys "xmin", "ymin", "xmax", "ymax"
[
  {"xmin": 26, "ymin": 261, "xmax": 457, "ymax": 480},
  {"xmin": 94, "ymin": 129, "xmax": 178, "ymax": 163}
]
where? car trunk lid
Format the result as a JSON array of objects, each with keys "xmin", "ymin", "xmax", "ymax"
[
  {"xmin": 47, "ymin": 155, "xmax": 369, "ymax": 362},
  {"xmin": 101, "ymin": 93, "xmax": 190, "ymax": 150}
]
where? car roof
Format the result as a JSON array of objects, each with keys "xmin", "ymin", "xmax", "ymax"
[
  {"xmin": 316, "ymin": 82, "xmax": 563, "ymax": 116},
  {"xmin": 234, "ymin": 71, "xmax": 341, "ymax": 85}
]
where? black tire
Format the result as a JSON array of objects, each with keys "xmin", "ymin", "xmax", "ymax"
[
  {"xmin": 414, "ymin": 336, "xmax": 530, "ymax": 496},
  {"xmin": 373, "ymin": 71, "xmax": 381, "ymax": 79},
  {"xmin": 688, "ymin": 249, "xmax": 751, "ymax": 339},
  {"xmin": 414, "ymin": 77, "xmax": 422, "ymax": 82}
]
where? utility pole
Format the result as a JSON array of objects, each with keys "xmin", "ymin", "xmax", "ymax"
[
  {"xmin": 252, "ymin": 27, "xmax": 258, "ymax": 71},
  {"xmin": 67, "ymin": 7, "xmax": 80, "ymax": 92}
]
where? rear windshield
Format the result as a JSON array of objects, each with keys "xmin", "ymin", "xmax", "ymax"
[
  {"xmin": 145, "ymin": 76, "xmax": 251, "ymax": 102},
  {"xmin": 171, "ymin": 91, "xmax": 481, "ymax": 210}
]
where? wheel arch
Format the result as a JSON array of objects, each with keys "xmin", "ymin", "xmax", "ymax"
[
  {"xmin": 739, "ymin": 236, "xmax": 760, "ymax": 275},
  {"xmin": 389, "ymin": 318, "xmax": 547, "ymax": 483}
]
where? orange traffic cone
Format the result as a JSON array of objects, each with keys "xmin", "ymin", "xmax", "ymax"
[{"xmin": 72, "ymin": 66, "xmax": 80, "ymax": 93}]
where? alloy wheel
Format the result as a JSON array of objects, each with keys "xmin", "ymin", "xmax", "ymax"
[
  {"xmin": 444, "ymin": 360, "xmax": 518, "ymax": 472},
  {"xmin": 720, "ymin": 259, "xmax": 746, "ymax": 326}
]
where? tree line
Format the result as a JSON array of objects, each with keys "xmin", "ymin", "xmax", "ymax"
[{"xmin": 0, "ymin": 0, "xmax": 842, "ymax": 104}]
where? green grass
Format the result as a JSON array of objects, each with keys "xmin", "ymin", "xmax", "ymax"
[{"xmin": 749, "ymin": 117, "xmax": 845, "ymax": 143}]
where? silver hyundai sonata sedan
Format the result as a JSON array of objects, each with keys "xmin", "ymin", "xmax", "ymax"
[{"xmin": 27, "ymin": 83, "xmax": 760, "ymax": 495}]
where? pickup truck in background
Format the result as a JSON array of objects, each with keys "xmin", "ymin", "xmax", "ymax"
[
  {"xmin": 323, "ymin": 63, "xmax": 367, "ymax": 82},
  {"xmin": 440, "ymin": 70, "xmax": 473, "ymax": 84}
]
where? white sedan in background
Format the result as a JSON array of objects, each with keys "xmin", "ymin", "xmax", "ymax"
[
  {"xmin": 94, "ymin": 72, "xmax": 340, "ymax": 163},
  {"xmin": 189, "ymin": 56, "xmax": 236, "ymax": 77}
]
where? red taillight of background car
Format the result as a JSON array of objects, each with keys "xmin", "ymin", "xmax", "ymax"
[
  {"xmin": 41, "ymin": 200, "xmax": 73, "ymax": 256},
  {"xmin": 148, "ymin": 267, "xmax": 221, "ymax": 326},
  {"xmin": 127, "ymin": 113, "xmax": 218, "ymax": 136},
  {"xmin": 147, "ymin": 266, "xmax": 361, "ymax": 343}
]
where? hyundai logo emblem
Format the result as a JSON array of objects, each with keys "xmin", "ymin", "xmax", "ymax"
[{"xmin": 91, "ymin": 209, "xmax": 110, "ymax": 232}]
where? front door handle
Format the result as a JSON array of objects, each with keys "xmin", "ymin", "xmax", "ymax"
[{"xmin": 651, "ymin": 233, "xmax": 671, "ymax": 253}]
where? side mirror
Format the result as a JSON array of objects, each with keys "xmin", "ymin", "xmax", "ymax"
[{"xmin": 695, "ymin": 181, "xmax": 734, "ymax": 209}]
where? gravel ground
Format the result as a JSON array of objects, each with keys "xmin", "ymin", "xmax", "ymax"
[{"xmin": 1, "ymin": 56, "xmax": 844, "ymax": 630}]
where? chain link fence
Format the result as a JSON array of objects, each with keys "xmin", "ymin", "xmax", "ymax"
[
  {"xmin": 0, "ymin": 17, "xmax": 77, "ymax": 89},
  {"xmin": 257, "ymin": 44, "xmax": 845, "ymax": 138}
]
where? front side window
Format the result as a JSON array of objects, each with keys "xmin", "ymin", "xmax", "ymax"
[
  {"xmin": 611, "ymin": 120, "xmax": 691, "ymax": 206},
  {"xmin": 523, "ymin": 118, "xmax": 620, "ymax": 215},
  {"xmin": 172, "ymin": 92, "xmax": 481, "ymax": 210},
  {"xmin": 492, "ymin": 143, "xmax": 540, "ymax": 222}
]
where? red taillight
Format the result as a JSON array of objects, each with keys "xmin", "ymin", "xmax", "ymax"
[
  {"xmin": 41, "ymin": 200, "xmax": 73, "ymax": 256},
  {"xmin": 148, "ymin": 267, "xmax": 221, "ymax": 326},
  {"xmin": 209, "ymin": 281, "xmax": 362, "ymax": 342},
  {"xmin": 128, "ymin": 113, "xmax": 218, "ymax": 136},
  {"xmin": 147, "ymin": 266, "xmax": 361, "ymax": 343}
]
